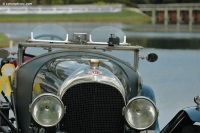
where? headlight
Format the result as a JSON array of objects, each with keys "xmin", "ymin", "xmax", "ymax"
[
  {"xmin": 29, "ymin": 93, "xmax": 65, "ymax": 127},
  {"xmin": 124, "ymin": 96, "xmax": 158, "ymax": 130}
]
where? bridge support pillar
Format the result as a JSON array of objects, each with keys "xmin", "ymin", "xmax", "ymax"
[
  {"xmin": 152, "ymin": 9, "xmax": 156, "ymax": 25},
  {"xmin": 176, "ymin": 8, "xmax": 181, "ymax": 32},
  {"xmin": 176, "ymin": 8, "xmax": 181, "ymax": 24},
  {"xmin": 189, "ymin": 8, "xmax": 193, "ymax": 32},
  {"xmin": 164, "ymin": 8, "xmax": 168, "ymax": 26}
]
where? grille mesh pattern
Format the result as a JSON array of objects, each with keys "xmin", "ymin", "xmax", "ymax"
[{"xmin": 60, "ymin": 83, "xmax": 125, "ymax": 133}]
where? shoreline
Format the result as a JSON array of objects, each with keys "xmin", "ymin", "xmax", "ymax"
[{"xmin": 0, "ymin": 10, "xmax": 150, "ymax": 24}]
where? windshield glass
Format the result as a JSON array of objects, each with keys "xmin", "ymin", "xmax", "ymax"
[
  {"xmin": 26, "ymin": 25, "xmax": 134, "ymax": 66},
  {"xmin": 32, "ymin": 24, "xmax": 68, "ymax": 41},
  {"xmin": 90, "ymin": 26, "xmax": 134, "ymax": 66},
  {"xmin": 90, "ymin": 26, "xmax": 126, "ymax": 43}
]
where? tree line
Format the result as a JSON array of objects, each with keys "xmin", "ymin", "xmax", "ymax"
[{"xmin": 1, "ymin": 0, "xmax": 200, "ymax": 5}]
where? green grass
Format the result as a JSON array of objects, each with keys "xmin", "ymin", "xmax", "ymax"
[
  {"xmin": 0, "ymin": 33, "xmax": 10, "ymax": 48},
  {"xmin": 0, "ymin": 10, "xmax": 150, "ymax": 24}
]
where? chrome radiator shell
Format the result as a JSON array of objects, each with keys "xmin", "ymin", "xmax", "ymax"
[
  {"xmin": 58, "ymin": 64, "xmax": 126, "ymax": 132},
  {"xmin": 58, "ymin": 66, "xmax": 126, "ymax": 102}
]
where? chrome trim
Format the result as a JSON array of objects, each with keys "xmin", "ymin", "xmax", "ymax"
[
  {"xmin": 124, "ymin": 96, "xmax": 159, "ymax": 130},
  {"xmin": 134, "ymin": 48, "xmax": 142, "ymax": 96},
  {"xmin": 137, "ymin": 70, "xmax": 142, "ymax": 96},
  {"xmin": 17, "ymin": 43, "xmax": 24, "ymax": 67},
  {"xmin": 28, "ymin": 32, "xmax": 72, "ymax": 43},
  {"xmin": 30, "ymin": 93, "xmax": 64, "ymax": 110},
  {"xmin": 19, "ymin": 42, "xmax": 143, "ymax": 51},
  {"xmin": 29, "ymin": 93, "xmax": 65, "ymax": 127},
  {"xmin": 58, "ymin": 66, "xmax": 126, "ymax": 103},
  {"xmin": 134, "ymin": 49, "xmax": 139, "ymax": 72},
  {"xmin": 126, "ymin": 96, "xmax": 158, "ymax": 111},
  {"xmin": 87, "ymin": 34, "xmax": 130, "ymax": 46}
]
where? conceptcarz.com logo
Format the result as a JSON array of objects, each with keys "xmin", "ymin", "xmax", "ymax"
[{"xmin": 2, "ymin": 2, "xmax": 32, "ymax": 6}]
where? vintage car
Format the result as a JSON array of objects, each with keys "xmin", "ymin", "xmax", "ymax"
[{"xmin": 0, "ymin": 24, "xmax": 199, "ymax": 133}]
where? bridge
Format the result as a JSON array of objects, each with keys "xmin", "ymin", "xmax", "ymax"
[{"xmin": 138, "ymin": 3, "xmax": 200, "ymax": 25}]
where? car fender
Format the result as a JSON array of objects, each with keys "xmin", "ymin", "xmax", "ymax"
[{"xmin": 184, "ymin": 107, "xmax": 200, "ymax": 123}]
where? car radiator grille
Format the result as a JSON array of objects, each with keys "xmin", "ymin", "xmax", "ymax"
[{"xmin": 60, "ymin": 83, "xmax": 125, "ymax": 133}]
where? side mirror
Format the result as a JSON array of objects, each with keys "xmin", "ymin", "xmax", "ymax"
[
  {"xmin": 0, "ymin": 49, "xmax": 9, "ymax": 58},
  {"xmin": 146, "ymin": 53, "xmax": 158, "ymax": 62}
]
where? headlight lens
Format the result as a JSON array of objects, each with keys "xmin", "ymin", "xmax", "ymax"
[
  {"xmin": 29, "ymin": 93, "xmax": 65, "ymax": 127},
  {"xmin": 124, "ymin": 96, "xmax": 158, "ymax": 130}
]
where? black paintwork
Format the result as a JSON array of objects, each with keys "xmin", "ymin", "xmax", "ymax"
[{"xmin": 161, "ymin": 107, "xmax": 200, "ymax": 133}]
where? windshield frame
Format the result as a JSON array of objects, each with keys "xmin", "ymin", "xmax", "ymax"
[{"xmin": 18, "ymin": 42, "xmax": 142, "ymax": 71}]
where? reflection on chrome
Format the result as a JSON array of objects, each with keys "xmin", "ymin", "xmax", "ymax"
[
  {"xmin": 124, "ymin": 96, "xmax": 158, "ymax": 130},
  {"xmin": 32, "ymin": 56, "xmax": 128, "ymax": 100},
  {"xmin": 29, "ymin": 93, "xmax": 65, "ymax": 127}
]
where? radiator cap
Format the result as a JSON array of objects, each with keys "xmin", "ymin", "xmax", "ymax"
[{"xmin": 90, "ymin": 59, "xmax": 100, "ymax": 69}]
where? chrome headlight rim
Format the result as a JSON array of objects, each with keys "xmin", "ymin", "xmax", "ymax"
[
  {"xmin": 124, "ymin": 96, "xmax": 158, "ymax": 130},
  {"xmin": 29, "ymin": 93, "xmax": 65, "ymax": 127}
]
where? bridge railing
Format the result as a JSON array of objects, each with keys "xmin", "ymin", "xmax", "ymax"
[
  {"xmin": 0, "ymin": 4, "xmax": 122, "ymax": 14},
  {"xmin": 138, "ymin": 3, "xmax": 200, "ymax": 10}
]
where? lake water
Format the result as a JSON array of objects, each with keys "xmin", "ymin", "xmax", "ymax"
[
  {"xmin": 0, "ymin": 22, "xmax": 200, "ymax": 130},
  {"xmin": 1, "ymin": 22, "xmax": 200, "ymax": 38},
  {"xmin": 139, "ymin": 48, "xmax": 200, "ymax": 129}
]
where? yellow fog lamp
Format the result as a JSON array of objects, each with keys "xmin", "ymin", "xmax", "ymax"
[
  {"xmin": 29, "ymin": 93, "xmax": 65, "ymax": 127},
  {"xmin": 124, "ymin": 96, "xmax": 158, "ymax": 130}
]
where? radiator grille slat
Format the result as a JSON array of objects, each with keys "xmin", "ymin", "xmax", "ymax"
[{"xmin": 60, "ymin": 83, "xmax": 125, "ymax": 133}]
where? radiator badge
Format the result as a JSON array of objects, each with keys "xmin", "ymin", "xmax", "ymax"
[{"xmin": 92, "ymin": 70, "xmax": 99, "ymax": 75}]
